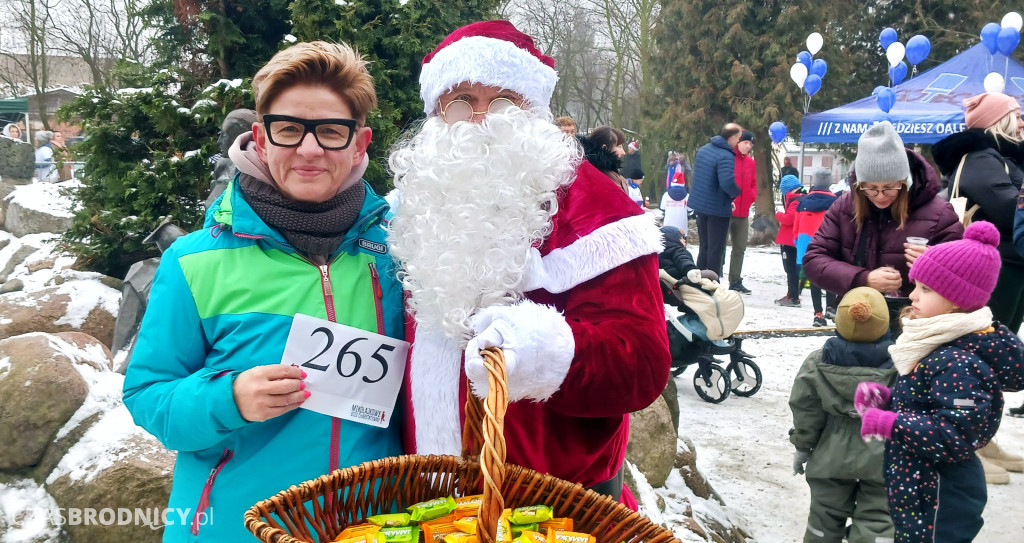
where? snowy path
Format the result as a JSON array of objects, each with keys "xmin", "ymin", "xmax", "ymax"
[{"xmin": 672, "ymin": 246, "xmax": 1024, "ymax": 542}]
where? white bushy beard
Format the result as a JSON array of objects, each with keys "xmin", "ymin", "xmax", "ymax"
[{"xmin": 388, "ymin": 107, "xmax": 582, "ymax": 341}]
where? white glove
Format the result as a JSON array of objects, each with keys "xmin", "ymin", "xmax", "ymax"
[
  {"xmin": 686, "ymin": 268, "xmax": 703, "ymax": 283},
  {"xmin": 465, "ymin": 319, "xmax": 519, "ymax": 399},
  {"xmin": 463, "ymin": 301, "xmax": 575, "ymax": 402}
]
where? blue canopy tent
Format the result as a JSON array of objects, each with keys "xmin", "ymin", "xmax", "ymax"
[{"xmin": 801, "ymin": 44, "xmax": 1024, "ymax": 144}]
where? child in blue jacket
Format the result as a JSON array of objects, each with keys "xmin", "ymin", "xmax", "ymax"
[{"xmin": 857, "ymin": 221, "xmax": 1024, "ymax": 543}]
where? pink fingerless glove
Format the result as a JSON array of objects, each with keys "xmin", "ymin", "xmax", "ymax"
[
  {"xmin": 855, "ymin": 381, "xmax": 891, "ymax": 415},
  {"xmin": 860, "ymin": 408, "xmax": 898, "ymax": 441}
]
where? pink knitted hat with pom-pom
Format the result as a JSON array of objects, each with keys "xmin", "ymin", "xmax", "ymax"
[{"xmin": 908, "ymin": 221, "xmax": 1001, "ymax": 311}]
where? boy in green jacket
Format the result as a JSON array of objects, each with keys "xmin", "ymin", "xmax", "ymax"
[{"xmin": 789, "ymin": 287, "xmax": 897, "ymax": 543}]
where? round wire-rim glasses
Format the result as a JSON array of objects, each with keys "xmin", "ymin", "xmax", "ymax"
[
  {"xmin": 262, "ymin": 114, "xmax": 358, "ymax": 150},
  {"xmin": 439, "ymin": 97, "xmax": 523, "ymax": 124},
  {"xmin": 858, "ymin": 185, "xmax": 903, "ymax": 197}
]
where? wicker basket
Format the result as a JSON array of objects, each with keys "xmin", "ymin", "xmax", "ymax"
[{"xmin": 245, "ymin": 349, "xmax": 680, "ymax": 543}]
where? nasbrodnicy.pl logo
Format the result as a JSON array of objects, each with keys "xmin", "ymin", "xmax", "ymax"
[{"xmin": 48, "ymin": 508, "xmax": 211, "ymax": 530}]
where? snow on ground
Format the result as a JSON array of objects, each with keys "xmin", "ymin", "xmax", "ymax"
[{"xmin": 666, "ymin": 245, "xmax": 1024, "ymax": 542}]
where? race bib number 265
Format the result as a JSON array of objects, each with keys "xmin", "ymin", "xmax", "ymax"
[{"xmin": 279, "ymin": 314, "xmax": 409, "ymax": 428}]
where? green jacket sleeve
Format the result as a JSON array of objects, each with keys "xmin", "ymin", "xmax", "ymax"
[
  {"xmin": 122, "ymin": 246, "xmax": 251, "ymax": 452},
  {"xmin": 789, "ymin": 350, "xmax": 826, "ymax": 451}
]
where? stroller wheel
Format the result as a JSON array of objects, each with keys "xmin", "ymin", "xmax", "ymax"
[
  {"xmin": 693, "ymin": 362, "xmax": 731, "ymax": 403},
  {"xmin": 729, "ymin": 358, "xmax": 763, "ymax": 397},
  {"xmin": 670, "ymin": 360, "xmax": 688, "ymax": 377}
]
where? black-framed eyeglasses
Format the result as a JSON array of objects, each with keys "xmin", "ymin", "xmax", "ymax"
[
  {"xmin": 858, "ymin": 186, "xmax": 903, "ymax": 197},
  {"xmin": 262, "ymin": 114, "xmax": 358, "ymax": 150},
  {"xmin": 439, "ymin": 97, "xmax": 523, "ymax": 124}
]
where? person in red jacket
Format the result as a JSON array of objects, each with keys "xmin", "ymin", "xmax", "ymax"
[
  {"xmin": 794, "ymin": 169, "xmax": 839, "ymax": 326},
  {"xmin": 387, "ymin": 20, "xmax": 670, "ymax": 509},
  {"xmin": 776, "ymin": 174, "xmax": 806, "ymax": 306},
  {"xmin": 728, "ymin": 130, "xmax": 757, "ymax": 293}
]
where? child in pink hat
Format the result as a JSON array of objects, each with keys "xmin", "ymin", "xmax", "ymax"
[{"xmin": 854, "ymin": 221, "xmax": 1024, "ymax": 543}]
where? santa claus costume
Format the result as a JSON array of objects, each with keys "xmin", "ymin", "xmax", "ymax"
[{"xmin": 387, "ymin": 20, "xmax": 671, "ymax": 507}]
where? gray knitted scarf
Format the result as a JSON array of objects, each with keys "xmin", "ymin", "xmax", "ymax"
[{"xmin": 238, "ymin": 173, "xmax": 365, "ymax": 257}]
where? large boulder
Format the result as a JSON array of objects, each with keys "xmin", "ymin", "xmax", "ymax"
[
  {"xmin": 0, "ymin": 281, "xmax": 120, "ymax": 348},
  {"xmin": 3, "ymin": 182, "xmax": 76, "ymax": 238},
  {"xmin": 0, "ymin": 137, "xmax": 34, "ymax": 179},
  {"xmin": 626, "ymin": 395, "xmax": 677, "ymax": 488},
  {"xmin": 46, "ymin": 410, "xmax": 174, "ymax": 543},
  {"xmin": 0, "ymin": 334, "xmax": 89, "ymax": 470}
]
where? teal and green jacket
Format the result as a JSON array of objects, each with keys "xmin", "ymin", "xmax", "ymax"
[{"xmin": 123, "ymin": 178, "xmax": 404, "ymax": 542}]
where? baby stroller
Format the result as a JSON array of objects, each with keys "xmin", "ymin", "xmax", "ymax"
[{"xmin": 661, "ymin": 270, "xmax": 763, "ymax": 403}]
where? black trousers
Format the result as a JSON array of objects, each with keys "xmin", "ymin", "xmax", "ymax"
[
  {"xmin": 809, "ymin": 283, "xmax": 837, "ymax": 314},
  {"xmin": 781, "ymin": 245, "xmax": 800, "ymax": 299},
  {"xmin": 696, "ymin": 213, "xmax": 731, "ymax": 277}
]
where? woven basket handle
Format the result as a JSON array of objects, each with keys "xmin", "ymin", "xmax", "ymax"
[{"xmin": 461, "ymin": 348, "xmax": 508, "ymax": 543}]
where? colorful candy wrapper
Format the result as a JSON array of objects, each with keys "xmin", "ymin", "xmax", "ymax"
[
  {"xmin": 409, "ymin": 497, "xmax": 457, "ymax": 522},
  {"xmin": 380, "ymin": 525, "xmax": 420, "ymax": 543},
  {"xmin": 367, "ymin": 513, "xmax": 412, "ymax": 528},
  {"xmin": 443, "ymin": 532, "xmax": 478, "ymax": 543},
  {"xmin": 510, "ymin": 506, "xmax": 553, "ymax": 525},
  {"xmin": 335, "ymin": 524, "xmax": 383, "ymax": 541},
  {"xmin": 537, "ymin": 518, "xmax": 573, "ymax": 534},
  {"xmin": 422, "ymin": 523, "xmax": 463, "ymax": 543},
  {"xmin": 546, "ymin": 531, "xmax": 596, "ymax": 543}
]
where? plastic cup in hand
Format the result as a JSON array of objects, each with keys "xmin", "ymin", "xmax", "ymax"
[{"xmin": 906, "ymin": 236, "xmax": 928, "ymax": 247}]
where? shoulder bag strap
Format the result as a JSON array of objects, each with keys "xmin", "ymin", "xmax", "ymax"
[{"xmin": 950, "ymin": 153, "xmax": 968, "ymax": 199}]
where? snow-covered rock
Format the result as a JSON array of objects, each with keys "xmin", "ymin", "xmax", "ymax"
[
  {"xmin": 2, "ymin": 181, "xmax": 77, "ymax": 238},
  {"xmin": 0, "ymin": 281, "xmax": 119, "ymax": 348},
  {"xmin": 0, "ymin": 479, "xmax": 63, "ymax": 543},
  {"xmin": 46, "ymin": 413, "xmax": 174, "ymax": 543},
  {"xmin": 0, "ymin": 333, "xmax": 89, "ymax": 470}
]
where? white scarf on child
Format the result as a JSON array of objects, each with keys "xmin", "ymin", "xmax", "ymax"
[{"xmin": 888, "ymin": 307, "xmax": 994, "ymax": 375}]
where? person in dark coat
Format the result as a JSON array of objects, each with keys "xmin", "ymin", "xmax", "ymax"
[
  {"xmin": 790, "ymin": 287, "xmax": 896, "ymax": 543},
  {"xmin": 933, "ymin": 92, "xmax": 1024, "ymax": 334},
  {"xmin": 688, "ymin": 123, "xmax": 742, "ymax": 276},
  {"xmin": 803, "ymin": 122, "xmax": 963, "ymax": 333},
  {"xmin": 578, "ymin": 125, "xmax": 628, "ymax": 193},
  {"xmin": 857, "ymin": 221, "xmax": 1022, "ymax": 543},
  {"xmin": 658, "ymin": 225, "xmax": 697, "ymax": 308},
  {"xmin": 781, "ymin": 156, "xmax": 800, "ymax": 181}
]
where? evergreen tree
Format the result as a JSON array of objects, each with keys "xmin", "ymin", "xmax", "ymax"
[
  {"xmin": 289, "ymin": 0, "xmax": 502, "ymax": 192},
  {"xmin": 646, "ymin": 0, "xmax": 824, "ymax": 215},
  {"xmin": 143, "ymin": 0, "xmax": 294, "ymax": 80},
  {"xmin": 57, "ymin": 73, "xmax": 252, "ymax": 277}
]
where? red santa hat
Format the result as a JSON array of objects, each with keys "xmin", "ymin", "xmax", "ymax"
[{"xmin": 419, "ymin": 20, "xmax": 558, "ymax": 117}]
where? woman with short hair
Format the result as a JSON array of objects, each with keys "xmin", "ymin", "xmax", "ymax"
[{"xmin": 123, "ymin": 41, "xmax": 405, "ymax": 541}]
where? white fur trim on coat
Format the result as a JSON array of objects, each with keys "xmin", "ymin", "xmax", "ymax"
[
  {"xmin": 419, "ymin": 35, "xmax": 558, "ymax": 117},
  {"xmin": 409, "ymin": 329, "xmax": 464, "ymax": 455},
  {"xmin": 468, "ymin": 300, "xmax": 575, "ymax": 402},
  {"xmin": 523, "ymin": 212, "xmax": 664, "ymax": 294}
]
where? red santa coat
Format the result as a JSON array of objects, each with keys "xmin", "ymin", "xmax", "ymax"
[
  {"xmin": 401, "ymin": 160, "xmax": 671, "ymax": 490},
  {"xmin": 731, "ymin": 149, "xmax": 757, "ymax": 218}
]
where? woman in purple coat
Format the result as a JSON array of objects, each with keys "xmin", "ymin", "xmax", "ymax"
[{"xmin": 803, "ymin": 123, "xmax": 963, "ymax": 330}]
